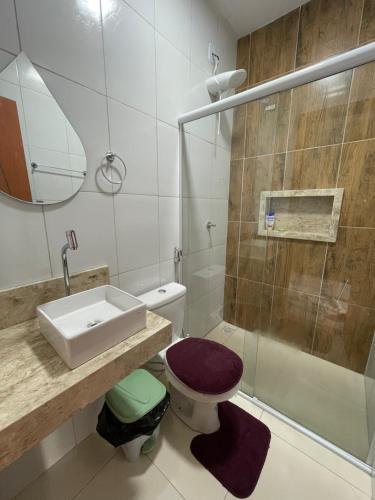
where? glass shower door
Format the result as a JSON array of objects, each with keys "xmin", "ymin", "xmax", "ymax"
[{"xmin": 181, "ymin": 60, "xmax": 375, "ymax": 463}]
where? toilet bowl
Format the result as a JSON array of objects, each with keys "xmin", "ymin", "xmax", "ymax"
[{"xmin": 138, "ymin": 283, "xmax": 243, "ymax": 434}]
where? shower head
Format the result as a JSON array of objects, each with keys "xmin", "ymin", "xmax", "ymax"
[{"xmin": 206, "ymin": 69, "xmax": 247, "ymax": 96}]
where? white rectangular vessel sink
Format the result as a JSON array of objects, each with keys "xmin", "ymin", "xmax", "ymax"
[{"xmin": 37, "ymin": 285, "xmax": 147, "ymax": 369}]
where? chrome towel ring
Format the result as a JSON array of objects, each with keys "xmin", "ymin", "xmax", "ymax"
[{"xmin": 101, "ymin": 151, "xmax": 127, "ymax": 186}]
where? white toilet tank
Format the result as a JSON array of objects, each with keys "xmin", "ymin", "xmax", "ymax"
[{"xmin": 138, "ymin": 283, "xmax": 186, "ymax": 340}]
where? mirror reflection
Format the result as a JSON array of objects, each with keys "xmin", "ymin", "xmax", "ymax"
[{"xmin": 0, "ymin": 52, "xmax": 86, "ymax": 204}]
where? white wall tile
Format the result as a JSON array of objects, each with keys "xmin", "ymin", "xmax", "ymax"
[
  {"xmin": 44, "ymin": 192, "xmax": 118, "ymax": 276},
  {"xmin": 187, "ymin": 197, "xmax": 210, "ymax": 253},
  {"xmin": 183, "ymin": 134, "xmax": 213, "ymax": 198},
  {"xmin": 16, "ymin": 0, "xmax": 106, "ymax": 93},
  {"xmin": 72, "ymin": 398, "xmax": 104, "ymax": 444},
  {"xmin": 109, "ymin": 274, "xmax": 120, "ymax": 287},
  {"xmin": 0, "ymin": 419, "xmax": 75, "ymax": 500},
  {"xmin": 0, "ymin": 49, "xmax": 15, "ymax": 73},
  {"xmin": 156, "ymin": 34, "xmax": 189, "ymax": 126},
  {"xmin": 0, "ymin": 58, "xmax": 19, "ymax": 85},
  {"xmin": 209, "ymin": 198, "xmax": 228, "ymax": 247},
  {"xmin": 119, "ymin": 263, "xmax": 160, "ymax": 296},
  {"xmin": 108, "ymin": 98, "xmax": 158, "ymax": 195},
  {"xmin": 190, "ymin": 0, "xmax": 219, "ymax": 74},
  {"xmin": 21, "ymin": 88, "xmax": 68, "ymax": 151},
  {"xmin": 0, "ymin": 0, "xmax": 19, "ymax": 54},
  {"xmin": 216, "ymin": 17, "xmax": 237, "ymax": 73},
  {"xmin": 124, "ymin": 0, "xmax": 155, "ymax": 24},
  {"xmin": 187, "ymin": 293, "xmax": 211, "ymax": 337},
  {"xmin": 155, "ymin": 0, "xmax": 191, "ymax": 58},
  {"xmin": 39, "ymin": 68, "xmax": 110, "ymax": 194},
  {"xmin": 182, "ymin": 248, "xmax": 209, "ymax": 304},
  {"xmin": 157, "ymin": 121, "xmax": 179, "ymax": 197},
  {"xmin": 211, "ymin": 145, "xmax": 230, "ymax": 199},
  {"xmin": 186, "ymin": 63, "xmax": 215, "ymax": 143},
  {"xmin": 103, "ymin": 0, "xmax": 156, "ymax": 116},
  {"xmin": 29, "ymin": 147, "xmax": 75, "ymax": 203},
  {"xmin": 115, "ymin": 194, "xmax": 159, "ymax": 273},
  {"xmin": 210, "ymin": 244, "xmax": 226, "ymax": 290},
  {"xmin": 0, "ymin": 195, "xmax": 51, "ymax": 290},
  {"xmin": 215, "ymin": 106, "xmax": 234, "ymax": 151},
  {"xmin": 0, "ymin": 0, "xmax": 237, "ymax": 492},
  {"xmin": 16, "ymin": 52, "xmax": 52, "ymax": 97},
  {"xmin": 160, "ymin": 259, "xmax": 177, "ymax": 285},
  {"xmin": 159, "ymin": 197, "xmax": 179, "ymax": 262}
]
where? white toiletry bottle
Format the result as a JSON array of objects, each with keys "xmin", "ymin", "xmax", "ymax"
[{"xmin": 266, "ymin": 210, "xmax": 275, "ymax": 230}]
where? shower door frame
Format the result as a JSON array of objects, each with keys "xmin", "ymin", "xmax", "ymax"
[{"xmin": 178, "ymin": 41, "xmax": 375, "ymax": 475}]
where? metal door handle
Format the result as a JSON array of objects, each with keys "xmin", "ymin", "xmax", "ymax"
[{"xmin": 206, "ymin": 221, "xmax": 216, "ymax": 230}]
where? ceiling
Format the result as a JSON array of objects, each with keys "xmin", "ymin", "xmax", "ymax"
[{"xmin": 209, "ymin": 0, "xmax": 309, "ymax": 38}]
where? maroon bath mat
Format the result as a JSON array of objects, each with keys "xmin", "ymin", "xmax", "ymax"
[{"xmin": 190, "ymin": 401, "xmax": 271, "ymax": 498}]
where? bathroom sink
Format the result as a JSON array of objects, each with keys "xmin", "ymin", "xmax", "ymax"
[{"xmin": 37, "ymin": 285, "xmax": 147, "ymax": 369}]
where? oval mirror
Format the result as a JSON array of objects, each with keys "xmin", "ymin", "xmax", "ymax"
[{"xmin": 0, "ymin": 52, "xmax": 86, "ymax": 204}]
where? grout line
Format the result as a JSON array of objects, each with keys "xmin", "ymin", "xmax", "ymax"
[
  {"xmin": 339, "ymin": 225, "xmax": 375, "ymax": 230},
  {"xmin": 232, "ymin": 275, "xmax": 329, "ymax": 301},
  {"xmin": 267, "ymin": 430, "xmax": 371, "ymax": 497},
  {"xmin": 293, "ymin": 6, "xmax": 302, "ymax": 71},
  {"xmin": 71, "ymin": 449, "xmax": 118, "ymax": 500},
  {"xmin": 310, "ymin": 244, "xmax": 328, "ymax": 354},
  {"xmin": 229, "ymin": 393, "xmax": 373, "ymax": 495},
  {"xmin": 12, "ymin": 0, "xmax": 22, "ymax": 52},
  {"xmin": 145, "ymin": 454, "xmax": 188, "ymax": 500},
  {"xmin": 335, "ymin": 70, "xmax": 355, "ymax": 188},
  {"xmin": 232, "ymin": 136, "xmax": 375, "ymax": 162},
  {"xmin": 357, "ymin": 0, "xmax": 366, "ymax": 47},
  {"xmin": 99, "ymin": 0, "xmax": 121, "ymax": 280}
]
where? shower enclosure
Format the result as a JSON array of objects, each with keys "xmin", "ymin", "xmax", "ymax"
[{"xmin": 180, "ymin": 42, "xmax": 375, "ymax": 470}]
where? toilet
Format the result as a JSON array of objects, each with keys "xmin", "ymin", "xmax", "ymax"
[{"xmin": 138, "ymin": 283, "xmax": 243, "ymax": 434}]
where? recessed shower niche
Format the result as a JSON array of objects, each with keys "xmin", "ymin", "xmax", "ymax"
[{"xmin": 258, "ymin": 188, "xmax": 344, "ymax": 242}]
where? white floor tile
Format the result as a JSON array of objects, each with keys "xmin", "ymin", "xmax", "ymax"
[
  {"xmin": 229, "ymin": 394, "xmax": 263, "ymax": 419},
  {"xmin": 147, "ymin": 409, "xmax": 227, "ymax": 500},
  {"xmin": 75, "ymin": 451, "xmax": 183, "ymax": 500},
  {"xmin": 226, "ymin": 434, "xmax": 370, "ymax": 500},
  {"xmin": 15, "ymin": 434, "xmax": 116, "ymax": 500},
  {"xmin": 260, "ymin": 411, "xmax": 372, "ymax": 497}
]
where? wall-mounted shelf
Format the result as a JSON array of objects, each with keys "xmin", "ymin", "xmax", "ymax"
[{"xmin": 258, "ymin": 188, "xmax": 344, "ymax": 243}]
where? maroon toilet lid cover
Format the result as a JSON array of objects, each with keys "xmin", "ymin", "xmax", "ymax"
[{"xmin": 166, "ymin": 338, "xmax": 243, "ymax": 395}]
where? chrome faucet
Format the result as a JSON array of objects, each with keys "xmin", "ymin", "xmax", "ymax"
[{"xmin": 61, "ymin": 230, "xmax": 78, "ymax": 296}]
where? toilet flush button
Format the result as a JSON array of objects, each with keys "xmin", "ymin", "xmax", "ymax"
[{"xmin": 158, "ymin": 289, "xmax": 167, "ymax": 293}]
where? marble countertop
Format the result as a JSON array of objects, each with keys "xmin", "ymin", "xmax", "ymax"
[{"xmin": 0, "ymin": 311, "xmax": 171, "ymax": 470}]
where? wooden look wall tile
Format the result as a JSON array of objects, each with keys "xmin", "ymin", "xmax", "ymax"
[
  {"xmin": 345, "ymin": 62, "xmax": 375, "ymax": 142},
  {"xmin": 238, "ymin": 222, "xmax": 277, "ymax": 284},
  {"xmin": 359, "ymin": 0, "xmax": 375, "ymax": 44},
  {"xmin": 241, "ymin": 154, "xmax": 285, "ymax": 222},
  {"xmin": 245, "ymin": 91, "xmax": 291, "ymax": 158},
  {"xmin": 235, "ymin": 279, "xmax": 273, "ymax": 332},
  {"xmin": 288, "ymin": 71, "xmax": 352, "ymax": 150},
  {"xmin": 275, "ymin": 239, "xmax": 327, "ymax": 295},
  {"xmin": 223, "ymin": 275, "xmax": 237, "ymax": 324},
  {"xmin": 322, "ymin": 227, "xmax": 375, "ymax": 308},
  {"xmin": 231, "ymin": 104, "xmax": 247, "ymax": 160},
  {"xmin": 313, "ymin": 298, "xmax": 375, "ymax": 373},
  {"xmin": 236, "ymin": 35, "xmax": 250, "ymax": 90},
  {"xmin": 228, "ymin": 160, "xmax": 243, "ymax": 221},
  {"xmin": 225, "ymin": 222, "xmax": 239, "ymax": 277},
  {"xmin": 338, "ymin": 139, "xmax": 375, "ymax": 227},
  {"xmin": 296, "ymin": 0, "xmax": 363, "ymax": 68},
  {"xmin": 284, "ymin": 145, "xmax": 341, "ymax": 189},
  {"xmin": 270, "ymin": 287, "xmax": 319, "ymax": 351},
  {"xmin": 249, "ymin": 9, "xmax": 300, "ymax": 86}
]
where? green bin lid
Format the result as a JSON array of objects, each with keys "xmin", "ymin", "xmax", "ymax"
[{"xmin": 105, "ymin": 369, "xmax": 166, "ymax": 423}]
